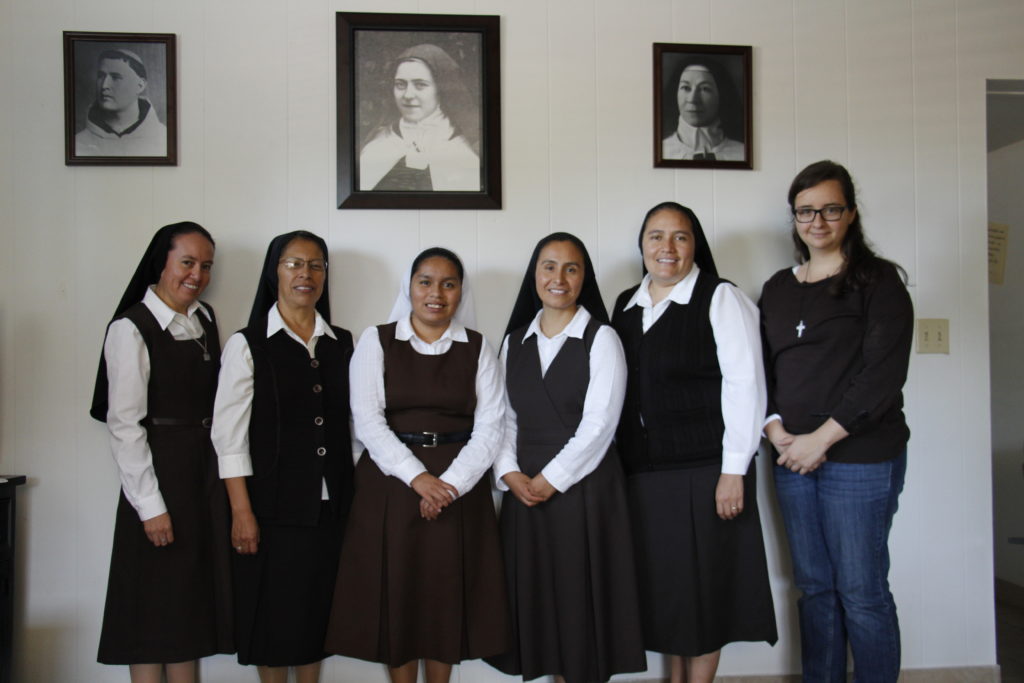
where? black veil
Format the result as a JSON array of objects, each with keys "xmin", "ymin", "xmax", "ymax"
[
  {"xmin": 89, "ymin": 221, "xmax": 215, "ymax": 421},
  {"xmin": 247, "ymin": 230, "xmax": 331, "ymax": 329},
  {"xmin": 504, "ymin": 232, "xmax": 610, "ymax": 337},
  {"xmin": 638, "ymin": 202, "xmax": 718, "ymax": 278}
]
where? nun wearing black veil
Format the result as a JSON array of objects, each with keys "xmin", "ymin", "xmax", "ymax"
[
  {"xmin": 486, "ymin": 233, "xmax": 646, "ymax": 683},
  {"xmin": 210, "ymin": 231, "xmax": 355, "ymax": 683},
  {"xmin": 91, "ymin": 221, "xmax": 232, "ymax": 682},
  {"xmin": 612, "ymin": 203, "xmax": 777, "ymax": 683}
]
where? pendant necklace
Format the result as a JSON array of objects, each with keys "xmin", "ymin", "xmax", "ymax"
[
  {"xmin": 795, "ymin": 261, "xmax": 838, "ymax": 339},
  {"xmin": 173, "ymin": 319, "xmax": 211, "ymax": 361}
]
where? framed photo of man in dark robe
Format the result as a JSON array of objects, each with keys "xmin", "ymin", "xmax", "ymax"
[
  {"xmin": 654, "ymin": 43, "xmax": 752, "ymax": 170},
  {"xmin": 336, "ymin": 12, "xmax": 502, "ymax": 209},
  {"xmin": 63, "ymin": 31, "xmax": 177, "ymax": 166}
]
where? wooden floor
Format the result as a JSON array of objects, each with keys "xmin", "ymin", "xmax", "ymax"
[{"xmin": 999, "ymin": 597, "xmax": 1024, "ymax": 683}]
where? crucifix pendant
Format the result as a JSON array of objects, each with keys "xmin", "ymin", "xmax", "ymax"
[
  {"xmin": 796, "ymin": 320, "xmax": 806, "ymax": 338},
  {"xmin": 203, "ymin": 352, "xmax": 211, "ymax": 361}
]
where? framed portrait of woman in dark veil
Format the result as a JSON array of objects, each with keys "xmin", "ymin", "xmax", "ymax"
[
  {"xmin": 336, "ymin": 12, "xmax": 502, "ymax": 209},
  {"xmin": 654, "ymin": 43, "xmax": 752, "ymax": 170}
]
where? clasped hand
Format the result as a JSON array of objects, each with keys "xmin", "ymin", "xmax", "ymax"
[
  {"xmin": 501, "ymin": 471, "xmax": 556, "ymax": 507},
  {"xmin": 412, "ymin": 472, "xmax": 459, "ymax": 521},
  {"xmin": 769, "ymin": 424, "xmax": 827, "ymax": 475}
]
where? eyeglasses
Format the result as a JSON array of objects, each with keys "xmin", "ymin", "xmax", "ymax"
[
  {"xmin": 279, "ymin": 257, "xmax": 328, "ymax": 272},
  {"xmin": 794, "ymin": 206, "xmax": 848, "ymax": 223}
]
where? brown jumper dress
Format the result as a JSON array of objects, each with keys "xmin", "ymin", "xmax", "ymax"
[
  {"xmin": 98, "ymin": 302, "xmax": 233, "ymax": 664},
  {"xmin": 324, "ymin": 322, "xmax": 509, "ymax": 666}
]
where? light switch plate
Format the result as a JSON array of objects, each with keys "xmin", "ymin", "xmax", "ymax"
[{"xmin": 916, "ymin": 318, "xmax": 950, "ymax": 354}]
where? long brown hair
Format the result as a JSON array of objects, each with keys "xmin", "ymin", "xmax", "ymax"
[{"xmin": 787, "ymin": 160, "xmax": 905, "ymax": 295}]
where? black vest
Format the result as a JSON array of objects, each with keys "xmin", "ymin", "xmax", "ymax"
[
  {"xmin": 612, "ymin": 271, "xmax": 725, "ymax": 474},
  {"xmin": 243, "ymin": 318, "xmax": 354, "ymax": 527},
  {"xmin": 505, "ymin": 316, "xmax": 602, "ymax": 464}
]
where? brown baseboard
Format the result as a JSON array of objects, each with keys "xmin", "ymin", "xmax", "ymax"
[{"xmin": 613, "ymin": 665, "xmax": 1000, "ymax": 682}]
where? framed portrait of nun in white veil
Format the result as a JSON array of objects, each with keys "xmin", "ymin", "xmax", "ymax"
[{"xmin": 336, "ymin": 12, "xmax": 502, "ymax": 209}]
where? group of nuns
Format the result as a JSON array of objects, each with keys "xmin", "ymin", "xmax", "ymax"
[{"xmin": 91, "ymin": 160, "xmax": 914, "ymax": 683}]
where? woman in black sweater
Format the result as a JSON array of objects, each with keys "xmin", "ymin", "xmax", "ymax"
[{"xmin": 760, "ymin": 160, "xmax": 913, "ymax": 683}]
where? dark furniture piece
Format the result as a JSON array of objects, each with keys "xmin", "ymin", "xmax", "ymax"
[{"xmin": 0, "ymin": 476, "xmax": 26, "ymax": 683}]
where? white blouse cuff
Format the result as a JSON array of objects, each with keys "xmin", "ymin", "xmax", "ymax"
[
  {"xmin": 395, "ymin": 458, "xmax": 428, "ymax": 487},
  {"xmin": 540, "ymin": 460, "xmax": 571, "ymax": 493},
  {"xmin": 439, "ymin": 471, "xmax": 467, "ymax": 499},
  {"xmin": 492, "ymin": 456, "xmax": 519, "ymax": 492},
  {"xmin": 721, "ymin": 450, "xmax": 754, "ymax": 475},
  {"xmin": 218, "ymin": 453, "xmax": 254, "ymax": 479},
  {"xmin": 134, "ymin": 491, "xmax": 168, "ymax": 522}
]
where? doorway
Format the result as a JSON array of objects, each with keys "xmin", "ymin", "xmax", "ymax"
[{"xmin": 987, "ymin": 77, "xmax": 1024, "ymax": 681}]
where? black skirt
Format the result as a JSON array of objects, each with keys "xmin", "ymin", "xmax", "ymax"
[
  {"xmin": 232, "ymin": 501, "xmax": 343, "ymax": 667},
  {"xmin": 487, "ymin": 452, "xmax": 647, "ymax": 683},
  {"xmin": 97, "ymin": 435, "xmax": 233, "ymax": 664},
  {"xmin": 627, "ymin": 461, "xmax": 778, "ymax": 656}
]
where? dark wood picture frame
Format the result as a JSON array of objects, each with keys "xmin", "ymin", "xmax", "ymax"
[
  {"xmin": 63, "ymin": 31, "xmax": 177, "ymax": 166},
  {"xmin": 654, "ymin": 43, "xmax": 752, "ymax": 170},
  {"xmin": 336, "ymin": 12, "xmax": 501, "ymax": 209}
]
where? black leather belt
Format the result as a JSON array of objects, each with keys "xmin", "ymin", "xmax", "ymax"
[
  {"xmin": 395, "ymin": 431, "xmax": 472, "ymax": 448},
  {"xmin": 144, "ymin": 417, "xmax": 213, "ymax": 428}
]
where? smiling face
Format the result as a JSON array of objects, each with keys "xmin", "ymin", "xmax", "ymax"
[
  {"xmin": 153, "ymin": 231, "xmax": 214, "ymax": 314},
  {"xmin": 96, "ymin": 57, "xmax": 145, "ymax": 114},
  {"xmin": 793, "ymin": 179, "xmax": 856, "ymax": 257},
  {"xmin": 276, "ymin": 238, "xmax": 326, "ymax": 311},
  {"xmin": 409, "ymin": 255, "xmax": 462, "ymax": 337},
  {"xmin": 535, "ymin": 240, "xmax": 584, "ymax": 313},
  {"xmin": 394, "ymin": 59, "xmax": 440, "ymax": 124},
  {"xmin": 642, "ymin": 208, "xmax": 696, "ymax": 288},
  {"xmin": 677, "ymin": 65, "xmax": 720, "ymax": 128}
]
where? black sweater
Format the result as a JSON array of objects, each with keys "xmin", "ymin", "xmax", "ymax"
[{"xmin": 758, "ymin": 261, "xmax": 913, "ymax": 463}]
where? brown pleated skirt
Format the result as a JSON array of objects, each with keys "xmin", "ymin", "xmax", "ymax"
[{"xmin": 325, "ymin": 445, "xmax": 509, "ymax": 666}]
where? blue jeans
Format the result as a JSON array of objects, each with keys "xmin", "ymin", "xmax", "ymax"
[{"xmin": 773, "ymin": 452, "xmax": 906, "ymax": 683}]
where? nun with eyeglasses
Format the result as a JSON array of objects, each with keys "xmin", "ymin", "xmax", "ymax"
[{"xmin": 212, "ymin": 230, "xmax": 355, "ymax": 683}]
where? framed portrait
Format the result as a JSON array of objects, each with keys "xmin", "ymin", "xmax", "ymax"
[
  {"xmin": 63, "ymin": 31, "xmax": 177, "ymax": 166},
  {"xmin": 654, "ymin": 43, "xmax": 752, "ymax": 170},
  {"xmin": 336, "ymin": 12, "xmax": 501, "ymax": 209}
]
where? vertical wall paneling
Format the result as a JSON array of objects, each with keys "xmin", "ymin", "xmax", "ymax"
[
  {"xmin": 902, "ymin": 0, "xmax": 966, "ymax": 667},
  {"xmin": 0, "ymin": 0, "xmax": 1021, "ymax": 679}
]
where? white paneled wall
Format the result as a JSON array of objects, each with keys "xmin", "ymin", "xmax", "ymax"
[{"xmin": 1, "ymin": 0, "xmax": 1019, "ymax": 680}]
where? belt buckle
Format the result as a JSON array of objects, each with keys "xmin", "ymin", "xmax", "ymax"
[{"xmin": 422, "ymin": 431, "xmax": 439, "ymax": 448}]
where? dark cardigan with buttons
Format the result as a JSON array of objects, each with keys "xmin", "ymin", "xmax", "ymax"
[{"xmin": 242, "ymin": 318, "xmax": 354, "ymax": 526}]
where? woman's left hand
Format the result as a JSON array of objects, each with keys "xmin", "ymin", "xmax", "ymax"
[
  {"xmin": 776, "ymin": 433, "xmax": 829, "ymax": 474},
  {"xmin": 419, "ymin": 498, "xmax": 443, "ymax": 521},
  {"xmin": 715, "ymin": 474, "xmax": 744, "ymax": 520},
  {"xmin": 776, "ymin": 417, "xmax": 848, "ymax": 475},
  {"xmin": 526, "ymin": 474, "xmax": 557, "ymax": 503},
  {"xmin": 143, "ymin": 512, "xmax": 174, "ymax": 547}
]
